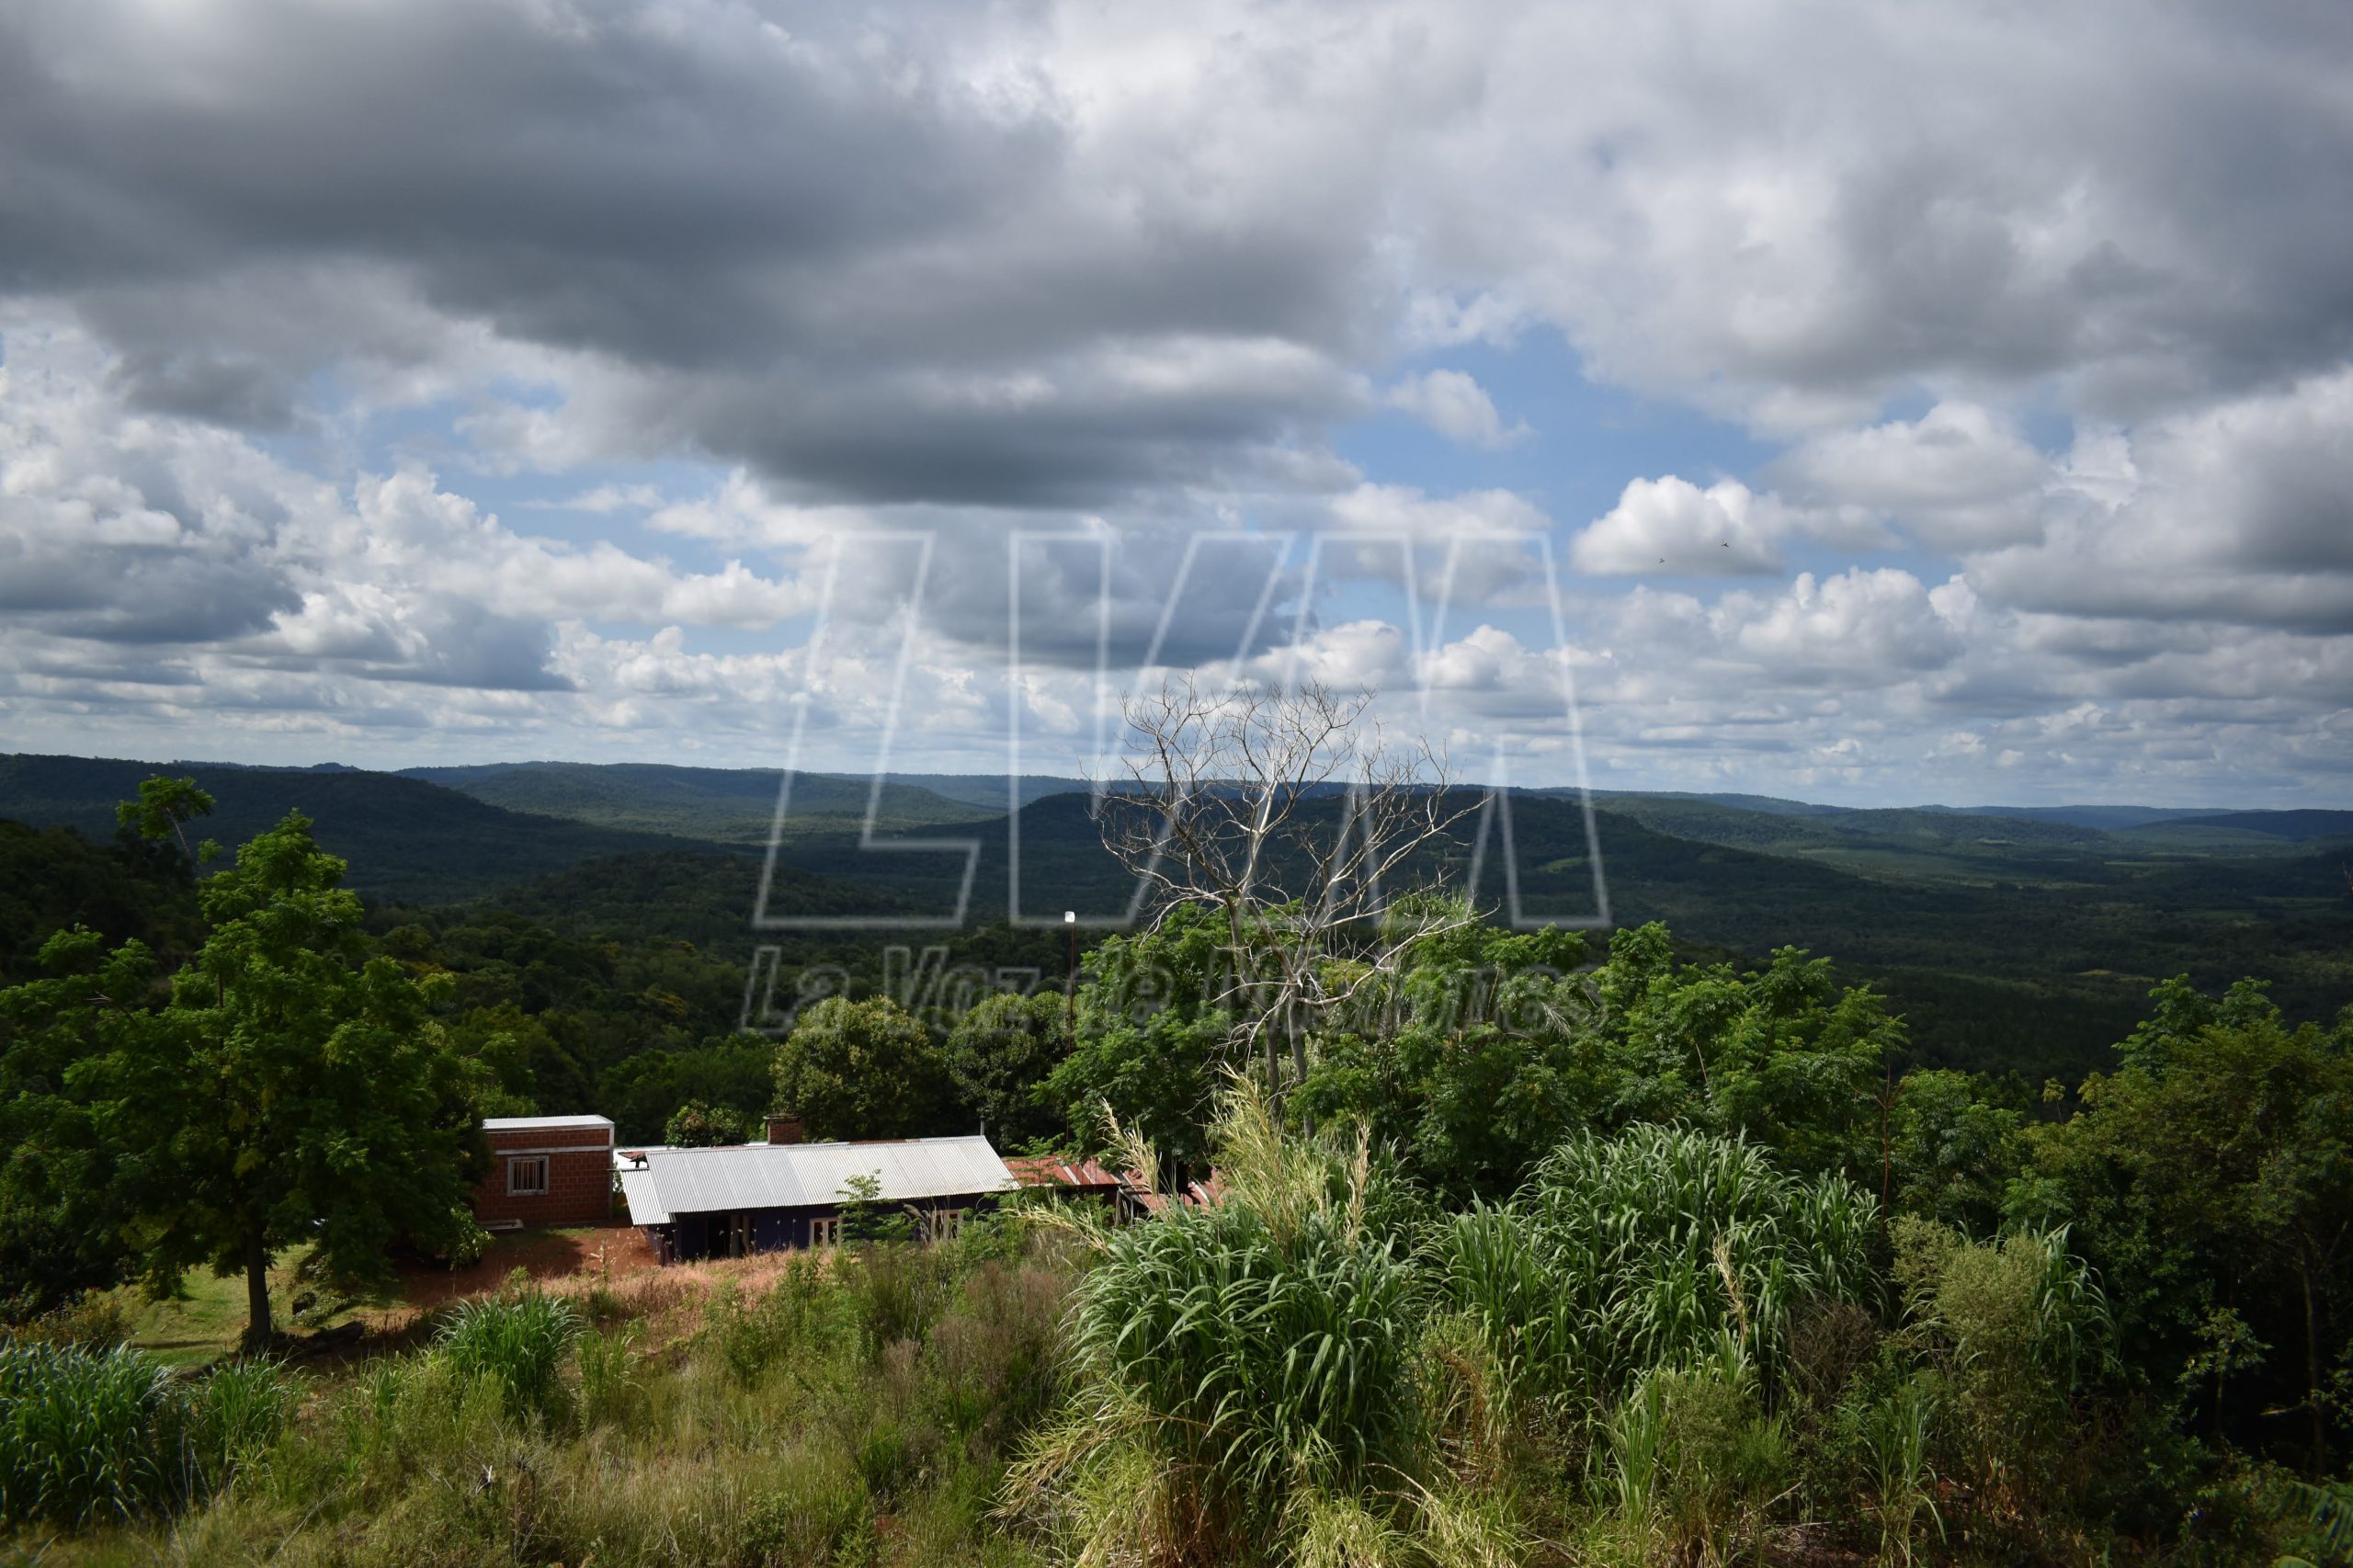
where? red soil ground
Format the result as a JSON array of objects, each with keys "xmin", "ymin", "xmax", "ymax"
[{"xmin": 392, "ymin": 1221, "xmax": 660, "ymax": 1313}]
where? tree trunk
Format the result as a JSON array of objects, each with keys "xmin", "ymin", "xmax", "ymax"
[{"xmin": 243, "ymin": 1230, "xmax": 272, "ymax": 1349}]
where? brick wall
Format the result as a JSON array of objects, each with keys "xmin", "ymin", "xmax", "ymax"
[{"xmin": 471, "ymin": 1124, "xmax": 613, "ymax": 1227}]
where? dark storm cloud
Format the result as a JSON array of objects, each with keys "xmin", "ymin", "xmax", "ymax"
[
  {"xmin": 0, "ymin": 0, "xmax": 1385, "ymax": 503},
  {"xmin": 12, "ymin": 0, "xmax": 2353, "ymax": 503},
  {"xmin": 0, "ymin": 533, "xmax": 301, "ymax": 643}
]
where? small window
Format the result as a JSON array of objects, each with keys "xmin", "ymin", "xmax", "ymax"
[
  {"xmin": 507, "ymin": 1155, "xmax": 550, "ymax": 1197},
  {"xmin": 808, "ymin": 1217, "xmax": 841, "ymax": 1248}
]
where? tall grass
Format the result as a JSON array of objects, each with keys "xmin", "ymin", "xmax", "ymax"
[
  {"xmin": 1012, "ymin": 1077, "xmax": 1423, "ymax": 1561},
  {"xmin": 1855, "ymin": 1372, "xmax": 1941, "ymax": 1565},
  {"xmin": 1077, "ymin": 1200, "xmax": 1417, "ymax": 1507},
  {"xmin": 0, "ymin": 1343, "xmax": 295, "ymax": 1531},
  {"xmin": 187, "ymin": 1356, "xmax": 300, "ymax": 1497},
  {"xmin": 0, "ymin": 1342, "xmax": 183, "ymax": 1528},
  {"xmin": 435, "ymin": 1286, "xmax": 582, "ymax": 1424},
  {"xmin": 1431, "ymin": 1124, "xmax": 1878, "ymax": 1422}
]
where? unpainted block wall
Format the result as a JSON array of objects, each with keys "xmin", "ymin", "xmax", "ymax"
[{"xmin": 471, "ymin": 1125, "xmax": 613, "ymax": 1227}]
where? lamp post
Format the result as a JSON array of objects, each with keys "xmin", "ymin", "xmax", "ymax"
[{"xmin": 1063, "ymin": 910, "xmax": 1077, "ymax": 1037}]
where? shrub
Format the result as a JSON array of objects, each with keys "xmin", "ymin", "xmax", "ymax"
[
  {"xmin": 850, "ymin": 1240, "xmax": 954, "ymax": 1354},
  {"xmin": 738, "ymin": 1447, "xmax": 874, "ymax": 1565},
  {"xmin": 925, "ymin": 1258, "xmax": 1071, "ymax": 1443},
  {"xmin": 436, "ymin": 1286, "xmax": 582, "ymax": 1425},
  {"xmin": 703, "ymin": 1255, "xmax": 857, "ymax": 1386},
  {"xmin": 1890, "ymin": 1216, "xmax": 2109, "ymax": 1519},
  {"xmin": 1, "ymin": 1290, "xmax": 132, "ymax": 1351}
]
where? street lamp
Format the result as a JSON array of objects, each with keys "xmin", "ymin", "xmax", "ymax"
[{"xmin": 1063, "ymin": 911, "xmax": 1077, "ymax": 1035}]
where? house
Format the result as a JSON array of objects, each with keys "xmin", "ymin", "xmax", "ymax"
[
  {"xmin": 617, "ymin": 1134, "xmax": 1017, "ymax": 1263},
  {"xmin": 472, "ymin": 1115, "xmax": 615, "ymax": 1231}
]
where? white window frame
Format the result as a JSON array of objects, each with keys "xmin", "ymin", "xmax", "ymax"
[
  {"xmin": 808, "ymin": 1217, "xmax": 841, "ymax": 1248},
  {"xmin": 506, "ymin": 1154, "xmax": 551, "ymax": 1197}
]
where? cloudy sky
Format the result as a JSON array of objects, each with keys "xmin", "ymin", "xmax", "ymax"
[{"xmin": 3, "ymin": 0, "xmax": 2348, "ymax": 805}]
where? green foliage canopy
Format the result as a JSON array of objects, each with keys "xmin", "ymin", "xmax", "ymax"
[
  {"xmin": 772, "ymin": 994, "xmax": 953, "ymax": 1142},
  {"xmin": 6, "ymin": 809, "xmax": 494, "ymax": 1346},
  {"xmin": 942, "ymin": 990, "xmax": 1070, "ymax": 1147}
]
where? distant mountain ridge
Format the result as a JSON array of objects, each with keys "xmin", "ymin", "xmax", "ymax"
[
  {"xmin": 2161, "ymin": 809, "xmax": 2353, "ymax": 841},
  {"xmin": 0, "ymin": 754, "xmax": 750, "ymax": 905}
]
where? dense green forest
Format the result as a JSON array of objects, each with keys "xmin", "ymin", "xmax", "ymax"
[
  {"xmin": 10, "ymin": 751, "xmax": 2345, "ymax": 1083},
  {"xmin": 4, "ymin": 753, "xmax": 2350, "ymax": 1562}
]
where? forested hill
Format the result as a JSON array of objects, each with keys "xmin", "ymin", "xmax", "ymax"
[
  {"xmin": 2161, "ymin": 808, "xmax": 2353, "ymax": 841},
  {"xmin": 397, "ymin": 760, "xmax": 985, "ymax": 843},
  {"xmin": 6, "ymin": 752, "xmax": 2347, "ymax": 1080},
  {"xmin": 402, "ymin": 760, "xmax": 1098, "ymax": 836},
  {"xmin": 0, "ymin": 753, "xmax": 740, "ymax": 904}
]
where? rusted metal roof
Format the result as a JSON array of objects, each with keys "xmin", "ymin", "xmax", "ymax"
[
  {"xmin": 1128, "ymin": 1172, "xmax": 1229, "ymax": 1215},
  {"xmin": 1003, "ymin": 1153, "xmax": 1130, "ymax": 1189}
]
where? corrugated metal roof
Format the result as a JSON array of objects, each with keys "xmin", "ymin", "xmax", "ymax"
[
  {"xmin": 641, "ymin": 1136, "xmax": 1015, "ymax": 1218},
  {"xmin": 618, "ymin": 1168, "xmax": 670, "ymax": 1226},
  {"xmin": 484, "ymin": 1114, "xmax": 614, "ymax": 1131}
]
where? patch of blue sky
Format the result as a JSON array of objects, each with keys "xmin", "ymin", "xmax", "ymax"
[{"xmin": 1337, "ymin": 333, "xmax": 1779, "ymax": 530}]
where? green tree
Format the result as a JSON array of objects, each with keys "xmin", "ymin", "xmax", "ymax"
[
  {"xmin": 0, "ymin": 929, "xmax": 153, "ymax": 1316},
  {"xmin": 597, "ymin": 1035, "xmax": 774, "ymax": 1144},
  {"xmin": 772, "ymin": 995, "xmax": 952, "ymax": 1142},
  {"xmin": 1048, "ymin": 904, "xmax": 1237, "ymax": 1176},
  {"xmin": 664, "ymin": 1099, "xmax": 750, "ymax": 1147},
  {"xmin": 113, "ymin": 775, "xmax": 218, "ymax": 869},
  {"xmin": 943, "ymin": 991, "xmax": 1071, "ymax": 1146},
  {"xmin": 1296, "ymin": 911, "xmax": 1599, "ymax": 1200},
  {"xmin": 2015, "ymin": 979, "xmax": 2353, "ymax": 1475},
  {"xmin": 76, "ymin": 811, "xmax": 490, "ymax": 1346},
  {"xmin": 1886, "ymin": 1069, "xmax": 2027, "ymax": 1233},
  {"xmin": 1597, "ymin": 924, "xmax": 1899, "ymax": 1180}
]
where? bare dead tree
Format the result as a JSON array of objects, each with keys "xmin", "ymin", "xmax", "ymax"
[{"xmin": 1095, "ymin": 673, "xmax": 1491, "ymax": 1101}]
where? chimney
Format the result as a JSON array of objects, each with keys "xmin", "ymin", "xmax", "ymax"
[{"xmin": 766, "ymin": 1112, "xmax": 805, "ymax": 1146}]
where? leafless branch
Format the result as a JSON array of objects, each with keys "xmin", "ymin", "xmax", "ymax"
[{"xmin": 1095, "ymin": 673, "xmax": 1491, "ymax": 1099}]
